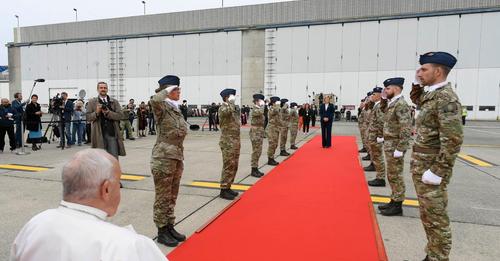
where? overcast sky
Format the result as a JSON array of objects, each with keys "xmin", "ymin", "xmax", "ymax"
[{"xmin": 1, "ymin": 0, "xmax": 291, "ymax": 65}]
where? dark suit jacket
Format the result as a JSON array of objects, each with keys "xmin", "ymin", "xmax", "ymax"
[
  {"xmin": 319, "ymin": 103, "xmax": 334, "ymax": 124},
  {"xmin": 62, "ymin": 100, "xmax": 74, "ymax": 121}
]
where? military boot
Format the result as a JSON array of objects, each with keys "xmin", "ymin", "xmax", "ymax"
[
  {"xmin": 251, "ymin": 168, "xmax": 264, "ymax": 178},
  {"xmin": 358, "ymin": 147, "xmax": 367, "ymax": 153},
  {"xmin": 227, "ymin": 188, "xmax": 239, "ymax": 197},
  {"xmin": 422, "ymin": 256, "xmax": 429, "ymax": 261},
  {"xmin": 157, "ymin": 226, "xmax": 178, "ymax": 247},
  {"xmin": 368, "ymin": 178, "xmax": 385, "ymax": 187},
  {"xmin": 377, "ymin": 200, "xmax": 394, "ymax": 211},
  {"xmin": 166, "ymin": 224, "xmax": 186, "ymax": 242},
  {"xmin": 280, "ymin": 150, "xmax": 290, "ymax": 156},
  {"xmin": 268, "ymin": 157, "xmax": 279, "ymax": 166},
  {"xmin": 290, "ymin": 145, "xmax": 298, "ymax": 150},
  {"xmin": 220, "ymin": 189, "xmax": 236, "ymax": 200},
  {"xmin": 380, "ymin": 201, "xmax": 403, "ymax": 216},
  {"xmin": 362, "ymin": 154, "xmax": 371, "ymax": 161},
  {"xmin": 363, "ymin": 163, "xmax": 376, "ymax": 171}
]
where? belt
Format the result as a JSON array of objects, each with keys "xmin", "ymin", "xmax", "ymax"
[{"xmin": 413, "ymin": 145, "xmax": 440, "ymax": 154}]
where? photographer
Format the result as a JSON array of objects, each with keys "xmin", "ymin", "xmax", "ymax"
[
  {"xmin": 0, "ymin": 98, "xmax": 17, "ymax": 153},
  {"xmin": 55, "ymin": 92, "xmax": 74, "ymax": 148},
  {"xmin": 86, "ymin": 82, "xmax": 126, "ymax": 159},
  {"xmin": 71, "ymin": 100, "xmax": 86, "ymax": 146},
  {"xmin": 120, "ymin": 104, "xmax": 135, "ymax": 140}
]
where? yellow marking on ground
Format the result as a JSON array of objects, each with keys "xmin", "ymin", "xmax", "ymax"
[
  {"xmin": 121, "ymin": 174, "xmax": 145, "ymax": 181},
  {"xmin": 371, "ymin": 196, "xmax": 419, "ymax": 207},
  {"xmin": 458, "ymin": 154, "xmax": 493, "ymax": 167},
  {"xmin": 462, "ymin": 144, "xmax": 500, "ymax": 148},
  {"xmin": 0, "ymin": 164, "xmax": 49, "ymax": 172},
  {"xmin": 189, "ymin": 181, "xmax": 251, "ymax": 191}
]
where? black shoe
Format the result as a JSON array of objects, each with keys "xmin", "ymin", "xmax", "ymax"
[
  {"xmin": 380, "ymin": 201, "xmax": 403, "ymax": 216},
  {"xmin": 157, "ymin": 226, "xmax": 179, "ymax": 247},
  {"xmin": 368, "ymin": 178, "xmax": 385, "ymax": 187},
  {"xmin": 422, "ymin": 256, "xmax": 429, "ymax": 261},
  {"xmin": 280, "ymin": 150, "xmax": 290, "ymax": 156},
  {"xmin": 358, "ymin": 147, "xmax": 367, "ymax": 153},
  {"xmin": 362, "ymin": 154, "xmax": 371, "ymax": 161},
  {"xmin": 377, "ymin": 200, "xmax": 394, "ymax": 211},
  {"xmin": 227, "ymin": 188, "xmax": 239, "ymax": 197},
  {"xmin": 251, "ymin": 167, "xmax": 264, "ymax": 178},
  {"xmin": 128, "ymin": 137, "xmax": 135, "ymax": 140},
  {"xmin": 267, "ymin": 158, "xmax": 279, "ymax": 166},
  {"xmin": 290, "ymin": 145, "xmax": 298, "ymax": 150},
  {"xmin": 220, "ymin": 189, "xmax": 236, "ymax": 200},
  {"xmin": 363, "ymin": 163, "xmax": 376, "ymax": 172},
  {"xmin": 167, "ymin": 224, "xmax": 186, "ymax": 242},
  {"xmin": 120, "ymin": 182, "xmax": 123, "ymax": 188}
]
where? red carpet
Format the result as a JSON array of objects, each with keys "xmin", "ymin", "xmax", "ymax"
[{"xmin": 168, "ymin": 136, "xmax": 387, "ymax": 261}]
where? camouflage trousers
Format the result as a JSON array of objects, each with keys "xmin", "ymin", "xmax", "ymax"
[
  {"xmin": 359, "ymin": 123, "xmax": 366, "ymax": 149},
  {"xmin": 250, "ymin": 126, "xmax": 265, "ymax": 168},
  {"xmin": 220, "ymin": 136, "xmax": 241, "ymax": 189},
  {"xmin": 364, "ymin": 127, "xmax": 372, "ymax": 155},
  {"xmin": 411, "ymin": 151, "xmax": 453, "ymax": 261},
  {"xmin": 383, "ymin": 140, "xmax": 406, "ymax": 202},
  {"xmin": 267, "ymin": 125, "xmax": 280, "ymax": 159},
  {"xmin": 120, "ymin": 120, "xmax": 133, "ymax": 138},
  {"xmin": 151, "ymin": 158, "xmax": 183, "ymax": 228},
  {"xmin": 369, "ymin": 141, "xmax": 386, "ymax": 179},
  {"xmin": 279, "ymin": 126, "xmax": 289, "ymax": 150},
  {"xmin": 289, "ymin": 124, "xmax": 298, "ymax": 146}
]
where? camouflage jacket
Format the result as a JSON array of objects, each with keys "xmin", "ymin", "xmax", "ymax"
[
  {"xmin": 268, "ymin": 104, "xmax": 281, "ymax": 127},
  {"xmin": 410, "ymin": 82, "xmax": 463, "ymax": 177},
  {"xmin": 358, "ymin": 107, "xmax": 365, "ymax": 127},
  {"xmin": 150, "ymin": 90, "xmax": 188, "ymax": 160},
  {"xmin": 280, "ymin": 106, "xmax": 291, "ymax": 128},
  {"xmin": 368, "ymin": 101, "xmax": 385, "ymax": 142},
  {"xmin": 382, "ymin": 95, "xmax": 412, "ymax": 151},
  {"xmin": 218, "ymin": 101, "xmax": 241, "ymax": 137},
  {"xmin": 289, "ymin": 108, "xmax": 299, "ymax": 126},
  {"xmin": 250, "ymin": 104, "xmax": 265, "ymax": 128},
  {"xmin": 120, "ymin": 108, "xmax": 131, "ymax": 121}
]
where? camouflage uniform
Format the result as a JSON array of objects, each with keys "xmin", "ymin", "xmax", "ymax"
[
  {"xmin": 150, "ymin": 90, "xmax": 188, "ymax": 228},
  {"xmin": 381, "ymin": 96, "xmax": 412, "ymax": 202},
  {"xmin": 363, "ymin": 101, "xmax": 374, "ymax": 156},
  {"xmin": 267, "ymin": 104, "xmax": 281, "ymax": 159},
  {"xmin": 410, "ymin": 83, "xmax": 463, "ymax": 261},
  {"xmin": 367, "ymin": 101, "xmax": 386, "ymax": 179},
  {"xmin": 218, "ymin": 101, "xmax": 241, "ymax": 189},
  {"xmin": 250, "ymin": 104, "xmax": 265, "ymax": 168},
  {"xmin": 289, "ymin": 107, "xmax": 299, "ymax": 147},
  {"xmin": 279, "ymin": 106, "xmax": 291, "ymax": 150},
  {"xmin": 358, "ymin": 107, "xmax": 366, "ymax": 147},
  {"xmin": 120, "ymin": 108, "xmax": 133, "ymax": 138}
]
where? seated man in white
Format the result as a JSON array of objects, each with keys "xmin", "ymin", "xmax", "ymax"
[{"xmin": 10, "ymin": 148, "xmax": 167, "ymax": 261}]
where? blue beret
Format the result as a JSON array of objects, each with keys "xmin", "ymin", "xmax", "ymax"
[
  {"xmin": 290, "ymin": 102, "xmax": 297, "ymax": 107},
  {"xmin": 280, "ymin": 98, "xmax": 289, "ymax": 103},
  {"xmin": 158, "ymin": 75, "xmax": 180, "ymax": 86},
  {"xmin": 253, "ymin": 94, "xmax": 265, "ymax": 100},
  {"xmin": 220, "ymin": 88, "xmax": 236, "ymax": 98},
  {"xmin": 384, "ymin": 77, "xmax": 405, "ymax": 88},
  {"xmin": 419, "ymin": 51, "xmax": 457, "ymax": 68},
  {"xmin": 270, "ymin": 96, "xmax": 280, "ymax": 103},
  {"xmin": 367, "ymin": 91, "xmax": 373, "ymax": 96},
  {"xmin": 372, "ymin": 87, "xmax": 383, "ymax": 93}
]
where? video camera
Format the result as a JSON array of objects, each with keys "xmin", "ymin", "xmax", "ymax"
[
  {"xmin": 98, "ymin": 98, "xmax": 113, "ymax": 112},
  {"xmin": 50, "ymin": 94, "xmax": 63, "ymax": 114}
]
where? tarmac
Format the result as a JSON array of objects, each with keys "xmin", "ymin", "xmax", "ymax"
[{"xmin": 1, "ymin": 117, "xmax": 499, "ymax": 261}]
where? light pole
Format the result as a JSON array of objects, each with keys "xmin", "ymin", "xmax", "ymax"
[
  {"xmin": 222, "ymin": 0, "xmax": 224, "ymax": 7},
  {"xmin": 73, "ymin": 8, "xmax": 78, "ymax": 22},
  {"xmin": 15, "ymin": 15, "xmax": 19, "ymax": 27},
  {"xmin": 142, "ymin": 1, "xmax": 146, "ymax": 15}
]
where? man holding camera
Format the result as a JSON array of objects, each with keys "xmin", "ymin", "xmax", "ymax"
[
  {"xmin": 86, "ymin": 82, "xmax": 126, "ymax": 159},
  {"xmin": 55, "ymin": 92, "xmax": 74, "ymax": 148}
]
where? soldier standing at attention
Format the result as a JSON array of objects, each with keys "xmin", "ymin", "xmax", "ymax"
[
  {"xmin": 279, "ymin": 98, "xmax": 291, "ymax": 156},
  {"xmin": 410, "ymin": 52, "xmax": 463, "ymax": 261},
  {"xmin": 150, "ymin": 75, "xmax": 187, "ymax": 247},
  {"xmin": 363, "ymin": 92, "xmax": 376, "ymax": 171},
  {"xmin": 289, "ymin": 102, "xmax": 299, "ymax": 150},
  {"xmin": 357, "ymin": 98, "xmax": 367, "ymax": 153},
  {"xmin": 367, "ymin": 87, "xmax": 386, "ymax": 186},
  {"xmin": 249, "ymin": 94, "xmax": 266, "ymax": 178},
  {"xmin": 362, "ymin": 92, "xmax": 374, "ymax": 163},
  {"xmin": 377, "ymin": 77, "xmax": 412, "ymax": 216},
  {"xmin": 218, "ymin": 88, "xmax": 241, "ymax": 200},
  {"xmin": 266, "ymin": 96, "xmax": 281, "ymax": 166}
]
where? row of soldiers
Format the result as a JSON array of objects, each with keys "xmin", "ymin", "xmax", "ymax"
[{"xmin": 358, "ymin": 51, "xmax": 463, "ymax": 261}]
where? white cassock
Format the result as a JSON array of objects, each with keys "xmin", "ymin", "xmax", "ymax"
[{"xmin": 10, "ymin": 200, "xmax": 167, "ymax": 261}]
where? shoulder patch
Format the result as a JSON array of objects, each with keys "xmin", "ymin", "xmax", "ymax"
[{"xmin": 442, "ymin": 102, "xmax": 459, "ymax": 113}]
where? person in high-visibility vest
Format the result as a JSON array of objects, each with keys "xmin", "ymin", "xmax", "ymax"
[{"xmin": 462, "ymin": 106, "xmax": 468, "ymax": 125}]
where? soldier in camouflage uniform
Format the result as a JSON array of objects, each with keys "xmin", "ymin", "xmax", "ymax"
[
  {"xmin": 150, "ymin": 75, "xmax": 187, "ymax": 247},
  {"xmin": 362, "ymin": 92, "xmax": 375, "ymax": 168},
  {"xmin": 366, "ymin": 87, "xmax": 386, "ymax": 185},
  {"xmin": 249, "ymin": 94, "xmax": 266, "ymax": 178},
  {"xmin": 410, "ymin": 52, "xmax": 463, "ymax": 261},
  {"xmin": 120, "ymin": 105, "xmax": 135, "ymax": 140},
  {"xmin": 357, "ymin": 98, "xmax": 367, "ymax": 153},
  {"xmin": 279, "ymin": 98, "xmax": 291, "ymax": 156},
  {"xmin": 377, "ymin": 77, "xmax": 412, "ymax": 216},
  {"xmin": 218, "ymin": 88, "xmax": 241, "ymax": 200},
  {"xmin": 289, "ymin": 102, "xmax": 299, "ymax": 150},
  {"xmin": 266, "ymin": 96, "xmax": 281, "ymax": 166}
]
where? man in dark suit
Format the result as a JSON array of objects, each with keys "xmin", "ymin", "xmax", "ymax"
[
  {"xmin": 58, "ymin": 92, "xmax": 74, "ymax": 148},
  {"xmin": 319, "ymin": 96, "xmax": 334, "ymax": 148}
]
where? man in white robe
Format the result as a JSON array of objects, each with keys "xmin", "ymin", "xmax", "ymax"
[{"xmin": 10, "ymin": 149, "xmax": 167, "ymax": 261}]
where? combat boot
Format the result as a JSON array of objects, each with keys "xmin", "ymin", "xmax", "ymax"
[
  {"xmin": 157, "ymin": 226, "xmax": 178, "ymax": 247},
  {"xmin": 377, "ymin": 200, "xmax": 394, "ymax": 211},
  {"xmin": 363, "ymin": 163, "xmax": 376, "ymax": 171},
  {"xmin": 280, "ymin": 150, "xmax": 290, "ymax": 156},
  {"xmin": 251, "ymin": 168, "xmax": 264, "ymax": 178},
  {"xmin": 227, "ymin": 188, "xmax": 239, "ymax": 197},
  {"xmin": 422, "ymin": 256, "xmax": 429, "ymax": 261},
  {"xmin": 358, "ymin": 147, "xmax": 367, "ymax": 153},
  {"xmin": 166, "ymin": 223, "xmax": 186, "ymax": 242},
  {"xmin": 220, "ymin": 189, "xmax": 236, "ymax": 200},
  {"xmin": 290, "ymin": 145, "xmax": 298, "ymax": 150},
  {"xmin": 362, "ymin": 154, "xmax": 371, "ymax": 161},
  {"xmin": 368, "ymin": 178, "xmax": 385, "ymax": 187},
  {"xmin": 380, "ymin": 201, "xmax": 403, "ymax": 216},
  {"xmin": 268, "ymin": 158, "xmax": 279, "ymax": 166}
]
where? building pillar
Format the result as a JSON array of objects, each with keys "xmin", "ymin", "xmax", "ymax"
[
  {"xmin": 8, "ymin": 46, "xmax": 22, "ymax": 99},
  {"xmin": 241, "ymin": 29, "xmax": 265, "ymax": 106}
]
